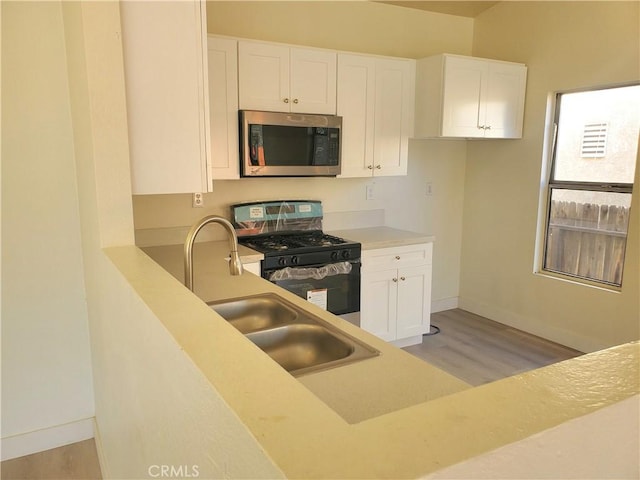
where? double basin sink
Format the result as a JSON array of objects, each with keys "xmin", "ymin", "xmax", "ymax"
[{"xmin": 207, "ymin": 293, "xmax": 379, "ymax": 377}]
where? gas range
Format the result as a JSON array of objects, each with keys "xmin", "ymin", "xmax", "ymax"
[
  {"xmin": 231, "ymin": 200, "xmax": 361, "ymax": 270},
  {"xmin": 230, "ymin": 200, "xmax": 361, "ymax": 315}
]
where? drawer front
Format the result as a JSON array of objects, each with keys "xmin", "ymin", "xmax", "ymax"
[{"xmin": 362, "ymin": 243, "xmax": 432, "ymax": 270}]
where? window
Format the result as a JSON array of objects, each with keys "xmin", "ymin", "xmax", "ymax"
[{"xmin": 540, "ymin": 84, "xmax": 639, "ymax": 287}]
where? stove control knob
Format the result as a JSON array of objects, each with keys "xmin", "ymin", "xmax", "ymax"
[
  {"xmin": 330, "ymin": 251, "xmax": 339, "ymax": 261},
  {"xmin": 278, "ymin": 257, "xmax": 287, "ymax": 266},
  {"xmin": 342, "ymin": 250, "xmax": 351, "ymax": 260},
  {"xmin": 291, "ymin": 256, "xmax": 299, "ymax": 265}
]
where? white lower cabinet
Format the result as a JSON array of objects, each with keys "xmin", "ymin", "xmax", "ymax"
[
  {"xmin": 242, "ymin": 261, "xmax": 261, "ymax": 276},
  {"xmin": 360, "ymin": 244, "xmax": 432, "ymax": 347}
]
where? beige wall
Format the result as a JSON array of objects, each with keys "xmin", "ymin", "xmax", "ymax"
[
  {"xmin": 459, "ymin": 1, "xmax": 640, "ymax": 352},
  {"xmin": 2, "ymin": 0, "xmax": 284, "ymax": 474},
  {"xmin": 206, "ymin": 1, "xmax": 473, "ymax": 58},
  {"xmin": 1, "ymin": 1, "xmax": 95, "ymax": 451},
  {"xmin": 133, "ymin": 1, "xmax": 473, "ymax": 308}
]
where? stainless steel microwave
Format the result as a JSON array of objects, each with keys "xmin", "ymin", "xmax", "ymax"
[{"xmin": 239, "ymin": 110, "xmax": 342, "ymax": 177}]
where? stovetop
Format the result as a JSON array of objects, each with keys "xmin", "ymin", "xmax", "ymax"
[
  {"xmin": 240, "ymin": 232, "xmax": 354, "ymax": 253},
  {"xmin": 231, "ymin": 200, "xmax": 361, "ymax": 269}
]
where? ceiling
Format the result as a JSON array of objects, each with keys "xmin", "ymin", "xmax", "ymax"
[{"xmin": 377, "ymin": 1, "xmax": 499, "ymax": 18}]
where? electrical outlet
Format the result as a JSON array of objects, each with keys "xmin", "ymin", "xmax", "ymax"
[
  {"xmin": 192, "ymin": 192, "xmax": 204, "ymax": 208},
  {"xmin": 366, "ymin": 184, "xmax": 375, "ymax": 200}
]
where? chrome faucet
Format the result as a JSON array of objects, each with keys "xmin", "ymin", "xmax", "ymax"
[{"xmin": 183, "ymin": 215, "xmax": 243, "ymax": 291}]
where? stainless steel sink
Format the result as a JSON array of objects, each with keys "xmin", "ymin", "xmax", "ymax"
[
  {"xmin": 207, "ymin": 293, "xmax": 379, "ymax": 376},
  {"xmin": 209, "ymin": 295, "xmax": 299, "ymax": 334}
]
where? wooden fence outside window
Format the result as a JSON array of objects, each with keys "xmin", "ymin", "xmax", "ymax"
[{"xmin": 545, "ymin": 200, "xmax": 630, "ymax": 285}]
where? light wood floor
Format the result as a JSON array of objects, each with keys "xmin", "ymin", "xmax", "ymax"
[
  {"xmin": 404, "ymin": 308, "xmax": 583, "ymax": 386},
  {"xmin": 1, "ymin": 439, "xmax": 101, "ymax": 480},
  {"xmin": 1, "ymin": 309, "xmax": 582, "ymax": 479}
]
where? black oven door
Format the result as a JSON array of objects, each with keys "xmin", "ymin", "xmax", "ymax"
[{"xmin": 263, "ymin": 261, "xmax": 360, "ymax": 315}]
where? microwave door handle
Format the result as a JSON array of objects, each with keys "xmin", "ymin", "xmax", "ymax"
[{"xmin": 249, "ymin": 127, "xmax": 266, "ymax": 166}]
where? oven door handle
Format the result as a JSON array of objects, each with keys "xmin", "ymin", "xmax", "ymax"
[{"xmin": 268, "ymin": 261, "xmax": 353, "ymax": 281}]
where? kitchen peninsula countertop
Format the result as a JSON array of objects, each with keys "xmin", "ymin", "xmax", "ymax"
[
  {"xmin": 141, "ymin": 240, "xmax": 469, "ymax": 424},
  {"xmin": 118, "ymin": 240, "xmax": 640, "ymax": 479}
]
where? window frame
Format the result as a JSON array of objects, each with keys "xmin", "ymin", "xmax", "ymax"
[{"xmin": 535, "ymin": 83, "xmax": 638, "ymax": 290}]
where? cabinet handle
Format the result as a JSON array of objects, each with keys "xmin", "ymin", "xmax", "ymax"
[
  {"xmin": 395, "ymin": 255, "xmax": 401, "ymax": 260},
  {"xmin": 367, "ymin": 165, "xmax": 373, "ymax": 170},
  {"xmin": 293, "ymin": 98, "xmax": 299, "ymax": 104},
  {"xmin": 392, "ymin": 278, "xmax": 398, "ymax": 282},
  {"xmin": 283, "ymin": 98, "xmax": 289, "ymax": 104},
  {"xmin": 400, "ymin": 276, "xmax": 406, "ymax": 281},
  {"xmin": 375, "ymin": 165, "xmax": 381, "ymax": 169}
]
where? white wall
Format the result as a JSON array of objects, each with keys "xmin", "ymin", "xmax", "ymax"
[
  {"xmin": 1, "ymin": 2, "xmax": 95, "ymax": 458},
  {"xmin": 459, "ymin": 1, "xmax": 640, "ymax": 352}
]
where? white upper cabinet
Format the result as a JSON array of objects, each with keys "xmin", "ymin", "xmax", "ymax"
[
  {"xmin": 238, "ymin": 41, "xmax": 337, "ymax": 114},
  {"xmin": 207, "ymin": 37, "xmax": 239, "ymax": 180},
  {"xmin": 337, "ymin": 54, "xmax": 415, "ymax": 178},
  {"xmin": 415, "ymin": 54, "xmax": 527, "ymax": 139},
  {"xmin": 121, "ymin": 1, "xmax": 211, "ymax": 194}
]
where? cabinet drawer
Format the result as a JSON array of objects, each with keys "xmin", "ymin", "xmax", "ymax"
[{"xmin": 362, "ymin": 243, "xmax": 432, "ymax": 270}]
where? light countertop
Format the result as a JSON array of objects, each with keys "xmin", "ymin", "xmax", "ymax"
[
  {"xmin": 141, "ymin": 240, "xmax": 470, "ymax": 424},
  {"xmin": 328, "ymin": 226, "xmax": 435, "ymax": 250},
  {"xmin": 118, "ymin": 229, "xmax": 640, "ymax": 479}
]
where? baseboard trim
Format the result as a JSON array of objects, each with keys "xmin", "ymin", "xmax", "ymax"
[
  {"xmin": 92, "ymin": 418, "xmax": 108, "ymax": 479},
  {"xmin": 431, "ymin": 296, "xmax": 459, "ymax": 313},
  {"xmin": 458, "ymin": 297, "xmax": 606, "ymax": 353},
  {"xmin": 1, "ymin": 418, "xmax": 94, "ymax": 461}
]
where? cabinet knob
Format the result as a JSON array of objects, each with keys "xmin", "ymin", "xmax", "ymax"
[
  {"xmin": 367, "ymin": 165, "xmax": 373, "ymax": 170},
  {"xmin": 283, "ymin": 98, "xmax": 289, "ymax": 104},
  {"xmin": 485, "ymin": 125, "xmax": 491, "ymax": 130},
  {"xmin": 395, "ymin": 255, "xmax": 401, "ymax": 260},
  {"xmin": 293, "ymin": 98, "xmax": 299, "ymax": 104},
  {"xmin": 375, "ymin": 165, "xmax": 381, "ymax": 169},
  {"xmin": 477, "ymin": 125, "xmax": 485, "ymax": 130},
  {"xmin": 392, "ymin": 278, "xmax": 398, "ymax": 282},
  {"xmin": 400, "ymin": 276, "xmax": 406, "ymax": 281}
]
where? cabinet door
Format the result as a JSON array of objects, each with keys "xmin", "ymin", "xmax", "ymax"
[
  {"xmin": 238, "ymin": 41, "xmax": 290, "ymax": 112},
  {"xmin": 484, "ymin": 62, "xmax": 527, "ymax": 139},
  {"xmin": 121, "ymin": 1, "xmax": 209, "ymax": 194},
  {"xmin": 336, "ymin": 54, "xmax": 376, "ymax": 178},
  {"xmin": 207, "ymin": 37, "xmax": 239, "ymax": 180},
  {"xmin": 360, "ymin": 268, "xmax": 397, "ymax": 341},
  {"xmin": 441, "ymin": 56, "xmax": 487, "ymax": 138},
  {"xmin": 373, "ymin": 58, "xmax": 414, "ymax": 176},
  {"xmin": 396, "ymin": 264, "xmax": 431, "ymax": 339},
  {"xmin": 290, "ymin": 48, "xmax": 337, "ymax": 114}
]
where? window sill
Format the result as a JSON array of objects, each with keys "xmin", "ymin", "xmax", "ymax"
[{"xmin": 533, "ymin": 269, "xmax": 622, "ymax": 293}]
